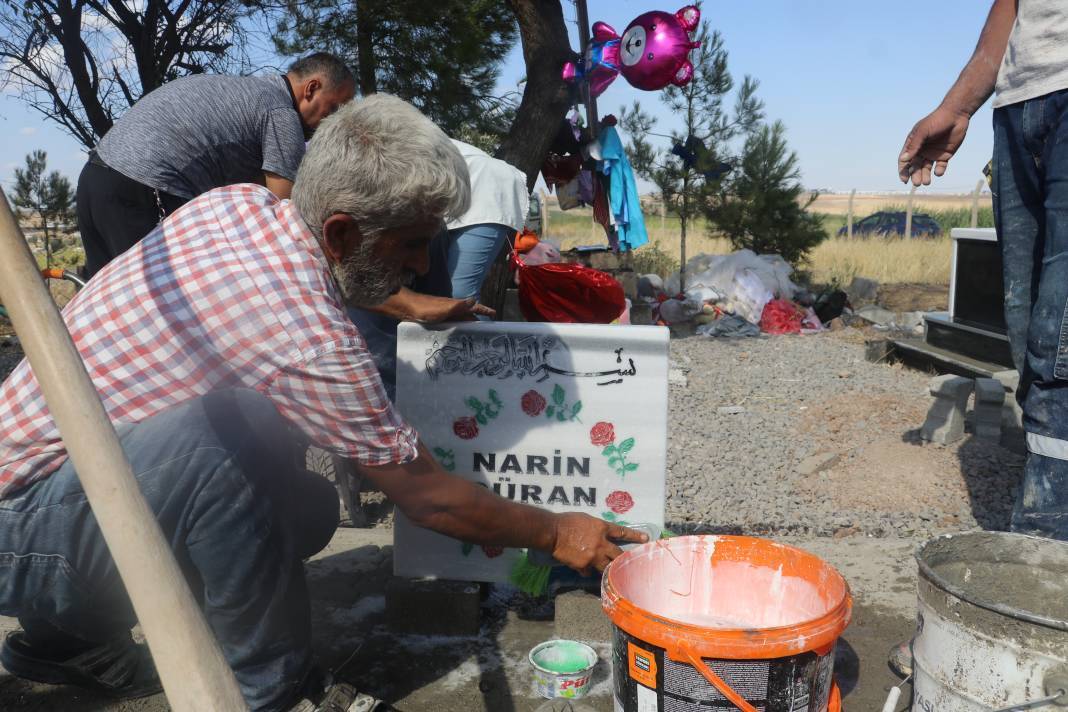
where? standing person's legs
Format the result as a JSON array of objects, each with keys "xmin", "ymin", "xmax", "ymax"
[
  {"xmin": 76, "ymin": 158, "xmax": 187, "ymax": 279},
  {"xmin": 444, "ymin": 223, "xmax": 514, "ymax": 304},
  {"xmin": 995, "ymin": 90, "xmax": 1068, "ymax": 540},
  {"xmin": 0, "ymin": 389, "xmax": 337, "ymax": 710}
]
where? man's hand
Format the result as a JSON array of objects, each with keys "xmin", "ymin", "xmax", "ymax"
[
  {"xmin": 411, "ymin": 295, "xmax": 495, "ymax": 323},
  {"xmin": 368, "ymin": 288, "xmax": 495, "ymax": 323},
  {"xmin": 549, "ymin": 512, "xmax": 649, "ymax": 576},
  {"xmin": 898, "ymin": 106, "xmax": 970, "ymax": 187}
]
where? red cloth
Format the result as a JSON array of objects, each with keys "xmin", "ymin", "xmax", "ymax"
[
  {"xmin": 0, "ymin": 185, "xmax": 418, "ymax": 498},
  {"xmin": 760, "ymin": 298, "xmax": 806, "ymax": 335},
  {"xmin": 512, "ymin": 252, "xmax": 625, "ymax": 324}
]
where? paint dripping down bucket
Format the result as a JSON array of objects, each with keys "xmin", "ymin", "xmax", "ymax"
[{"xmin": 601, "ymin": 535, "xmax": 852, "ymax": 712}]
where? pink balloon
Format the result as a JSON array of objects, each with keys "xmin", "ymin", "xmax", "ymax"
[
  {"xmin": 619, "ymin": 6, "xmax": 701, "ymax": 91},
  {"xmin": 562, "ymin": 6, "xmax": 701, "ymax": 97}
]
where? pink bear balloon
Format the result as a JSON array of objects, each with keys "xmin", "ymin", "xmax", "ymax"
[{"xmin": 563, "ymin": 5, "xmax": 701, "ymax": 98}]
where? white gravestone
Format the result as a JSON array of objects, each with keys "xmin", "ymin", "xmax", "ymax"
[{"xmin": 393, "ymin": 321, "xmax": 669, "ymax": 582}]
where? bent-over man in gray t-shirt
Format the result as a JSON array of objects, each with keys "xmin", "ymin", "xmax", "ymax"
[{"xmin": 77, "ymin": 52, "xmax": 355, "ymax": 277}]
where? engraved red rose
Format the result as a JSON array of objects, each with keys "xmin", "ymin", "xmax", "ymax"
[
  {"xmin": 481, "ymin": 545, "xmax": 503, "ymax": 558},
  {"xmin": 521, "ymin": 389, "xmax": 547, "ymax": 417},
  {"xmin": 453, "ymin": 416, "xmax": 479, "ymax": 440},
  {"xmin": 605, "ymin": 490, "xmax": 634, "ymax": 514},
  {"xmin": 590, "ymin": 421, "xmax": 615, "ymax": 447}
]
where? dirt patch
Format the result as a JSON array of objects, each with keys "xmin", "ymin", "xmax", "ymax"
[
  {"xmin": 794, "ymin": 391, "xmax": 1023, "ymax": 528},
  {"xmin": 876, "ymin": 283, "xmax": 949, "ymax": 313}
]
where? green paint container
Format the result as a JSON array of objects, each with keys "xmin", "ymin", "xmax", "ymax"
[{"xmin": 529, "ymin": 639, "xmax": 598, "ymax": 699}]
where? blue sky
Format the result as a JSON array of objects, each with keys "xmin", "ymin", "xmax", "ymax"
[{"xmin": 1, "ymin": 0, "xmax": 995, "ymax": 194}]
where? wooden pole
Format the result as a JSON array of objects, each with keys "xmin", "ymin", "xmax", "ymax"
[
  {"xmin": 905, "ymin": 185, "xmax": 916, "ymax": 240},
  {"xmin": 540, "ymin": 189, "xmax": 549, "ymax": 239},
  {"xmin": 0, "ymin": 188, "xmax": 246, "ymax": 711},
  {"xmin": 574, "ymin": 0, "xmax": 599, "ymax": 136},
  {"xmin": 971, "ymin": 178, "xmax": 984, "ymax": 228},
  {"xmin": 847, "ymin": 189, "xmax": 855, "ymax": 240}
]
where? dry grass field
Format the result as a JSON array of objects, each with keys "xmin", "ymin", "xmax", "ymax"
[{"xmin": 543, "ymin": 191, "xmax": 991, "ymax": 287}]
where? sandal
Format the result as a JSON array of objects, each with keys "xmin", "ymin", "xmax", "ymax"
[{"xmin": 0, "ymin": 631, "xmax": 162, "ymax": 699}]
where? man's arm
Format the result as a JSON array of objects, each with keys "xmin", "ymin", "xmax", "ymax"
[
  {"xmin": 358, "ymin": 443, "xmax": 645, "ymax": 573},
  {"xmin": 265, "ymin": 171, "xmax": 294, "ymax": 199},
  {"xmin": 898, "ymin": 0, "xmax": 1017, "ymax": 186},
  {"xmin": 368, "ymin": 287, "xmax": 495, "ymax": 322}
]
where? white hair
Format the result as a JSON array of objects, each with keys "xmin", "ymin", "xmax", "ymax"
[{"xmin": 292, "ymin": 94, "xmax": 471, "ymax": 240}]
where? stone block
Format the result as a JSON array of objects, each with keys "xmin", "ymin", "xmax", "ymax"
[
  {"xmin": 615, "ymin": 271, "xmax": 638, "ymax": 300},
  {"xmin": 864, "ymin": 339, "xmax": 893, "ymax": 363},
  {"xmin": 920, "ymin": 375, "xmax": 973, "ymax": 445},
  {"xmin": 554, "ymin": 589, "xmax": 612, "ymax": 643},
  {"xmin": 974, "ymin": 378, "xmax": 1005, "ymax": 442},
  {"xmin": 992, "ymin": 369, "xmax": 1026, "ymax": 452},
  {"xmin": 386, "ymin": 577, "xmax": 481, "ymax": 636}
]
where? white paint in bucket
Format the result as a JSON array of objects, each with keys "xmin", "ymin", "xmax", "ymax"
[
  {"xmin": 528, "ymin": 640, "xmax": 598, "ymax": 700},
  {"xmin": 611, "ymin": 537, "xmax": 838, "ymax": 629}
]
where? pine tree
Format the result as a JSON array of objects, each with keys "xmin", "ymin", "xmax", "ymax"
[
  {"xmin": 708, "ymin": 121, "xmax": 825, "ymax": 266},
  {"xmin": 271, "ymin": 0, "xmax": 519, "ymax": 141},
  {"xmin": 620, "ymin": 22, "xmax": 763, "ymax": 289},
  {"xmin": 12, "ymin": 151, "xmax": 75, "ymax": 269}
]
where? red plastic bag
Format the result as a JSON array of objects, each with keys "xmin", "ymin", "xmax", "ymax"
[
  {"xmin": 512, "ymin": 252, "xmax": 625, "ymax": 323},
  {"xmin": 760, "ymin": 298, "xmax": 806, "ymax": 335}
]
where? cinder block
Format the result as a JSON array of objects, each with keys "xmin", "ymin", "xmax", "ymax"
[
  {"xmin": 386, "ymin": 577, "xmax": 481, "ymax": 636},
  {"xmin": 974, "ymin": 378, "xmax": 1005, "ymax": 441},
  {"xmin": 920, "ymin": 375, "xmax": 973, "ymax": 445},
  {"xmin": 992, "ymin": 369, "xmax": 1026, "ymax": 452},
  {"xmin": 554, "ymin": 589, "xmax": 612, "ymax": 643}
]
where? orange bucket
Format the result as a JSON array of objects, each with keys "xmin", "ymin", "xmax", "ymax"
[{"xmin": 602, "ymin": 535, "xmax": 852, "ymax": 712}]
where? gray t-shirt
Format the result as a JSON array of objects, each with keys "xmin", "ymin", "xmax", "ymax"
[
  {"xmin": 96, "ymin": 74, "xmax": 306, "ymax": 198},
  {"xmin": 994, "ymin": 1, "xmax": 1068, "ymax": 108}
]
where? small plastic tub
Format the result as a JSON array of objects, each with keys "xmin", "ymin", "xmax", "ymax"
[{"xmin": 528, "ymin": 639, "xmax": 598, "ymax": 700}]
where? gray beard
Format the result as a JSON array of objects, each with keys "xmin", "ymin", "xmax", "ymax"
[{"xmin": 331, "ymin": 238, "xmax": 399, "ymax": 308}]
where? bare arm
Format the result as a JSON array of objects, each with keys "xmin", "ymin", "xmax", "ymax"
[
  {"xmin": 264, "ymin": 172, "xmax": 294, "ymax": 199},
  {"xmin": 358, "ymin": 443, "xmax": 645, "ymax": 573},
  {"xmin": 898, "ymin": 0, "xmax": 1017, "ymax": 185},
  {"xmin": 367, "ymin": 287, "xmax": 495, "ymax": 322}
]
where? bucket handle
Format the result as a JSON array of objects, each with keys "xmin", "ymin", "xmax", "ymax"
[{"xmin": 677, "ymin": 643, "xmax": 759, "ymax": 712}]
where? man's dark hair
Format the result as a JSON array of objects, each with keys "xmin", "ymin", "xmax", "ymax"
[{"xmin": 288, "ymin": 53, "xmax": 355, "ymax": 90}]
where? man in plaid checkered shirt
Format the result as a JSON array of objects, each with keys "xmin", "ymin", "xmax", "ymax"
[{"xmin": 0, "ymin": 94, "xmax": 645, "ymax": 710}]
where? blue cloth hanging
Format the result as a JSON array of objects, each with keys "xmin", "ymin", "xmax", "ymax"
[{"xmin": 598, "ymin": 126, "xmax": 648, "ymax": 252}]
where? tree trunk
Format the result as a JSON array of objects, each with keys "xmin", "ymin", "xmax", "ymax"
[
  {"xmin": 482, "ymin": 0, "xmax": 573, "ymax": 317},
  {"xmin": 496, "ymin": 0, "xmax": 573, "ymax": 189},
  {"xmin": 680, "ymin": 177, "xmax": 690, "ymax": 292},
  {"xmin": 355, "ymin": 1, "xmax": 379, "ymax": 95},
  {"xmin": 42, "ymin": 220, "xmax": 52, "ymax": 269}
]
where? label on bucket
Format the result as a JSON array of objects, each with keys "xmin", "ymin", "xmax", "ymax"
[{"xmin": 613, "ymin": 627, "xmax": 836, "ymax": 712}]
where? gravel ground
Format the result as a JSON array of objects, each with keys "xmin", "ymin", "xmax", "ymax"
[
  {"xmin": 0, "ymin": 323, "xmax": 1024, "ymax": 542},
  {"xmin": 665, "ymin": 328, "xmax": 1024, "ymax": 539}
]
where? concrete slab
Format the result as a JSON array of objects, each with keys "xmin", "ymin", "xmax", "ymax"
[{"xmin": 0, "ymin": 528, "xmax": 923, "ymax": 712}]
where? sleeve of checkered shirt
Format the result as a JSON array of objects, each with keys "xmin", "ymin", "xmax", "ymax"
[{"xmin": 267, "ymin": 339, "xmax": 419, "ymax": 466}]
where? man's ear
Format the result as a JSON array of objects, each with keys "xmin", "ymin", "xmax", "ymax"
[
  {"xmin": 321, "ymin": 213, "xmax": 359, "ymax": 264},
  {"xmin": 302, "ymin": 77, "xmax": 322, "ymax": 101}
]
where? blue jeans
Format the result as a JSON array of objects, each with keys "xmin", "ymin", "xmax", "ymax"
[
  {"xmin": 349, "ymin": 222, "xmax": 513, "ymax": 398},
  {"xmin": 993, "ymin": 89, "xmax": 1068, "ymax": 539},
  {"xmin": 0, "ymin": 390, "xmax": 339, "ymax": 710}
]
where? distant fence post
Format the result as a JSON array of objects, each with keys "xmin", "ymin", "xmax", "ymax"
[
  {"xmin": 905, "ymin": 185, "xmax": 916, "ymax": 239},
  {"xmin": 970, "ymin": 178, "xmax": 984, "ymax": 228},
  {"xmin": 847, "ymin": 188, "xmax": 855, "ymax": 240}
]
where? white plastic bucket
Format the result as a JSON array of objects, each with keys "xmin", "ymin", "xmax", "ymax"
[
  {"xmin": 529, "ymin": 639, "xmax": 597, "ymax": 700},
  {"xmin": 912, "ymin": 532, "xmax": 1068, "ymax": 711}
]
